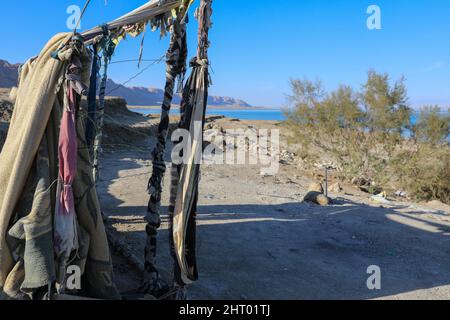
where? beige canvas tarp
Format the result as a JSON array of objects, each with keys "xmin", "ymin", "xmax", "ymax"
[{"xmin": 0, "ymin": 33, "xmax": 119, "ymax": 299}]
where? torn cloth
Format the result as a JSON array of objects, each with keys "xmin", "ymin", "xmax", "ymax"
[
  {"xmin": 170, "ymin": 58, "xmax": 210, "ymax": 285},
  {"xmin": 54, "ymin": 84, "xmax": 79, "ymax": 289},
  {"xmin": 0, "ymin": 33, "xmax": 119, "ymax": 300},
  {"xmin": 0, "ymin": 34, "xmax": 71, "ymax": 295}
]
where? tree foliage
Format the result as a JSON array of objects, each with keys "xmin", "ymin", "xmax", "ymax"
[
  {"xmin": 413, "ymin": 106, "xmax": 450, "ymax": 145},
  {"xmin": 285, "ymin": 71, "xmax": 450, "ymax": 204}
]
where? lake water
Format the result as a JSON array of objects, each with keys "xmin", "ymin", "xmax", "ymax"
[
  {"xmin": 131, "ymin": 108, "xmax": 287, "ymax": 121},
  {"xmin": 131, "ymin": 107, "xmax": 441, "ymax": 125}
]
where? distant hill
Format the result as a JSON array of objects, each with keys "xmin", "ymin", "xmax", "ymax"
[
  {"xmin": 105, "ymin": 79, "xmax": 251, "ymax": 107},
  {"xmin": 0, "ymin": 60, "xmax": 20, "ymax": 88},
  {"xmin": 0, "ymin": 59, "xmax": 252, "ymax": 108}
]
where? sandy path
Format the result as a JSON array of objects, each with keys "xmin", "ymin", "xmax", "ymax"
[{"xmin": 97, "ymin": 117, "xmax": 450, "ymax": 300}]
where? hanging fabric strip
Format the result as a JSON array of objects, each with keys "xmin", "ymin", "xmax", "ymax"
[
  {"xmin": 169, "ymin": 58, "xmax": 208, "ymax": 286},
  {"xmin": 54, "ymin": 38, "xmax": 89, "ymax": 291},
  {"xmin": 142, "ymin": 16, "xmax": 188, "ymax": 295},
  {"xmin": 169, "ymin": 0, "xmax": 213, "ymax": 288},
  {"xmin": 54, "ymin": 83, "xmax": 80, "ymax": 292},
  {"xmin": 81, "ymin": 0, "xmax": 183, "ymax": 45}
]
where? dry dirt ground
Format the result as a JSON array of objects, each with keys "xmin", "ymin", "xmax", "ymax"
[{"xmin": 96, "ymin": 107, "xmax": 450, "ymax": 300}]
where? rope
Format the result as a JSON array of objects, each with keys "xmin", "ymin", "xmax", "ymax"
[
  {"xmin": 142, "ymin": 16, "xmax": 188, "ymax": 296},
  {"xmin": 92, "ymin": 27, "xmax": 116, "ymax": 183},
  {"xmin": 110, "ymin": 58, "xmax": 165, "ymax": 65},
  {"xmin": 106, "ymin": 55, "xmax": 165, "ymax": 95},
  {"xmin": 85, "ymin": 44, "xmax": 99, "ymax": 148},
  {"xmin": 74, "ymin": 0, "xmax": 92, "ymax": 33}
]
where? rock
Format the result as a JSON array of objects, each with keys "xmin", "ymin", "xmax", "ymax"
[
  {"xmin": 316, "ymin": 194, "xmax": 330, "ymax": 206},
  {"xmin": 304, "ymin": 182, "xmax": 330, "ymax": 206},
  {"xmin": 308, "ymin": 182, "xmax": 324, "ymax": 193},
  {"xmin": 0, "ymin": 60, "xmax": 20, "ymax": 88}
]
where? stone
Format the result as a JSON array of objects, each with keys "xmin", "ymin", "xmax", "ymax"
[
  {"xmin": 304, "ymin": 191, "xmax": 330, "ymax": 206},
  {"xmin": 308, "ymin": 182, "xmax": 324, "ymax": 193},
  {"xmin": 316, "ymin": 194, "xmax": 330, "ymax": 206}
]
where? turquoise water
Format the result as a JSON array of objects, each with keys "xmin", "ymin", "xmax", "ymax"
[
  {"xmin": 131, "ymin": 108, "xmax": 442, "ymax": 124},
  {"xmin": 131, "ymin": 108, "xmax": 287, "ymax": 121}
]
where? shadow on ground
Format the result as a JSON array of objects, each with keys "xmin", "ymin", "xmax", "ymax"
[
  {"xmin": 99, "ymin": 163, "xmax": 450, "ymax": 299},
  {"xmin": 94, "ymin": 110, "xmax": 450, "ymax": 299}
]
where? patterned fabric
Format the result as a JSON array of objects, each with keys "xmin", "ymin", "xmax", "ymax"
[
  {"xmin": 169, "ymin": 58, "xmax": 209, "ymax": 286},
  {"xmin": 168, "ymin": 0, "xmax": 212, "ymax": 288}
]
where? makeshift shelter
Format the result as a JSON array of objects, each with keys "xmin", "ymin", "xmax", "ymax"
[{"xmin": 0, "ymin": 0, "xmax": 213, "ymax": 300}]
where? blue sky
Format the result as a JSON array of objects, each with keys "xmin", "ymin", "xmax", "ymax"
[{"xmin": 0, "ymin": 0, "xmax": 449, "ymax": 108}]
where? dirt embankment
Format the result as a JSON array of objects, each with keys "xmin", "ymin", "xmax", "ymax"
[
  {"xmin": 0, "ymin": 96, "xmax": 155, "ymax": 153},
  {"xmin": 87, "ymin": 97, "xmax": 158, "ymax": 150}
]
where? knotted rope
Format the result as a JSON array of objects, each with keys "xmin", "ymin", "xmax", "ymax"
[
  {"xmin": 92, "ymin": 25, "xmax": 116, "ymax": 183},
  {"xmin": 142, "ymin": 14, "xmax": 188, "ymax": 296}
]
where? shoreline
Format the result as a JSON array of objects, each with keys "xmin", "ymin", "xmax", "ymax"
[
  {"xmin": 128, "ymin": 105, "xmax": 278, "ymax": 111},
  {"xmin": 129, "ymin": 105, "xmax": 287, "ymax": 122}
]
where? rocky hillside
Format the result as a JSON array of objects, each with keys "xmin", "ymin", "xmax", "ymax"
[
  {"xmin": 0, "ymin": 60, "xmax": 19, "ymax": 88},
  {"xmin": 0, "ymin": 99, "xmax": 13, "ymax": 151},
  {"xmin": 106, "ymin": 79, "xmax": 251, "ymax": 107},
  {"xmin": 0, "ymin": 59, "xmax": 252, "ymax": 107}
]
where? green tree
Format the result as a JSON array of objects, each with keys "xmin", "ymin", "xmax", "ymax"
[
  {"xmin": 362, "ymin": 71, "xmax": 411, "ymax": 134},
  {"xmin": 287, "ymin": 78, "xmax": 325, "ymax": 126},
  {"xmin": 285, "ymin": 73, "xmax": 450, "ymax": 204},
  {"xmin": 322, "ymin": 85, "xmax": 364, "ymax": 130},
  {"xmin": 413, "ymin": 106, "xmax": 450, "ymax": 145}
]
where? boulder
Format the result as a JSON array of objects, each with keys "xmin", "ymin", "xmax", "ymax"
[
  {"xmin": 304, "ymin": 191, "xmax": 330, "ymax": 206},
  {"xmin": 304, "ymin": 182, "xmax": 330, "ymax": 206},
  {"xmin": 316, "ymin": 194, "xmax": 330, "ymax": 206},
  {"xmin": 308, "ymin": 182, "xmax": 324, "ymax": 193}
]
